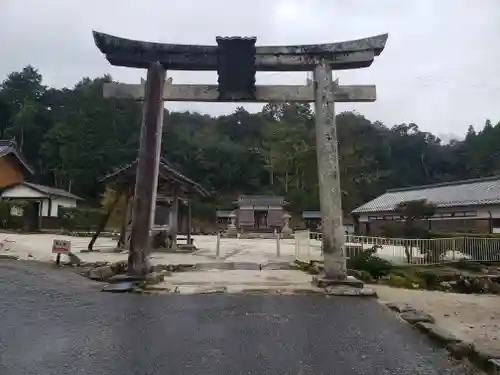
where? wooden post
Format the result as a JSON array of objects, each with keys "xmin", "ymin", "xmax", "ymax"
[
  {"xmin": 118, "ymin": 192, "xmax": 132, "ymax": 248},
  {"xmin": 128, "ymin": 62, "xmax": 166, "ymax": 276},
  {"xmin": 169, "ymin": 192, "xmax": 179, "ymax": 249},
  {"xmin": 216, "ymin": 231, "xmax": 221, "ymax": 258},
  {"xmin": 313, "ymin": 60, "xmax": 347, "ymax": 280},
  {"xmin": 187, "ymin": 200, "xmax": 192, "ymax": 245}
]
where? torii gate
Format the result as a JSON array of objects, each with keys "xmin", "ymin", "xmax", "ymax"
[{"xmin": 92, "ymin": 31, "xmax": 388, "ymax": 279}]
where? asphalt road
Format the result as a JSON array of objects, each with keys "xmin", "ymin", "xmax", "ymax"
[{"xmin": 0, "ymin": 260, "xmax": 481, "ymax": 375}]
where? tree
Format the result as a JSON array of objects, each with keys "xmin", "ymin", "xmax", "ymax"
[
  {"xmin": 0, "ymin": 65, "xmax": 499, "ymax": 226},
  {"xmin": 395, "ymin": 199, "xmax": 437, "ymax": 263}
]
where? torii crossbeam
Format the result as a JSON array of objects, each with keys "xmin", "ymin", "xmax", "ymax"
[
  {"xmin": 103, "ymin": 81, "xmax": 376, "ymax": 103},
  {"xmin": 92, "ymin": 31, "xmax": 388, "ymax": 283}
]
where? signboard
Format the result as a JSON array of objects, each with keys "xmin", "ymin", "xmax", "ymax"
[{"xmin": 52, "ymin": 239, "xmax": 71, "ymax": 254}]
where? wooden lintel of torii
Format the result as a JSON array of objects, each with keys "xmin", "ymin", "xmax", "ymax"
[{"xmin": 103, "ymin": 79, "xmax": 376, "ymax": 103}]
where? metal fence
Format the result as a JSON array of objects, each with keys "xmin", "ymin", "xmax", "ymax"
[{"xmin": 294, "ymin": 230, "xmax": 500, "ymax": 265}]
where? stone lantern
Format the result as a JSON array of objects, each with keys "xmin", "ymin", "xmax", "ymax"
[
  {"xmin": 281, "ymin": 212, "xmax": 293, "ymax": 239},
  {"xmin": 226, "ymin": 211, "xmax": 238, "ymax": 238}
]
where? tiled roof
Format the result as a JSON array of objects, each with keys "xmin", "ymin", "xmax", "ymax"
[
  {"xmin": 352, "ymin": 176, "xmax": 500, "ymax": 214},
  {"xmin": 302, "ymin": 211, "xmax": 321, "ymax": 219},
  {"xmin": 216, "ymin": 210, "xmax": 234, "ymax": 218},
  {"xmin": 0, "ymin": 140, "xmax": 34, "ymax": 175},
  {"xmin": 237, "ymin": 195, "xmax": 286, "ymax": 207},
  {"xmin": 102, "ymin": 158, "xmax": 210, "ymax": 198},
  {"xmin": 2, "ymin": 182, "xmax": 83, "ymax": 200}
]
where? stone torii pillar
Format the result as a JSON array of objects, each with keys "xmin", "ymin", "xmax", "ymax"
[
  {"xmin": 313, "ymin": 62, "xmax": 347, "ymax": 279},
  {"xmin": 92, "ymin": 31, "xmax": 388, "ymax": 279},
  {"xmin": 127, "ymin": 63, "xmax": 166, "ymax": 276}
]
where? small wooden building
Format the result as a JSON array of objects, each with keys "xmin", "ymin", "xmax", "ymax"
[
  {"xmin": 218, "ymin": 195, "xmax": 289, "ymax": 232},
  {"xmin": 101, "ymin": 158, "xmax": 209, "ymax": 249}
]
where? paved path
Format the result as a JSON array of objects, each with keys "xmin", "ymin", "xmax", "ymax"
[{"xmin": 0, "ymin": 260, "xmax": 481, "ymax": 375}]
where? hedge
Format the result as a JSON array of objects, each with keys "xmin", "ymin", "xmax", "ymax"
[{"xmin": 58, "ymin": 207, "xmax": 105, "ymax": 231}]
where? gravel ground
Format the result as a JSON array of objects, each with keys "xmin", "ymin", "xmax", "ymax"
[{"xmin": 374, "ymin": 285, "xmax": 500, "ymax": 354}]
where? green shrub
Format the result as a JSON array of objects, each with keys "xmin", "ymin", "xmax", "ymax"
[
  {"xmin": 348, "ymin": 246, "xmax": 393, "ymax": 279},
  {"xmin": 454, "ymin": 259, "xmax": 483, "ymax": 272},
  {"xmin": 415, "ymin": 269, "xmax": 441, "ymax": 289},
  {"xmin": 381, "ymin": 222, "xmax": 430, "ymax": 239},
  {"xmin": 348, "ymin": 269, "xmax": 374, "ymax": 282},
  {"xmin": 0, "ymin": 201, "xmax": 11, "ymax": 228},
  {"xmin": 59, "ymin": 207, "xmax": 105, "ymax": 231},
  {"xmin": 387, "ymin": 275, "xmax": 407, "ymax": 288},
  {"xmin": 357, "ymin": 270, "xmax": 374, "ymax": 282},
  {"xmin": 0, "ymin": 200, "xmax": 38, "ymax": 231}
]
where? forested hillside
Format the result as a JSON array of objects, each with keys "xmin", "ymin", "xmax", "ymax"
[{"xmin": 1, "ymin": 66, "xmax": 499, "ymax": 213}]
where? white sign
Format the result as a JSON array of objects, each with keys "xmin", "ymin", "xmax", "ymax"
[{"xmin": 52, "ymin": 239, "xmax": 71, "ymax": 254}]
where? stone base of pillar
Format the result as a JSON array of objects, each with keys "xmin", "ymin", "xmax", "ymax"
[
  {"xmin": 281, "ymin": 227, "xmax": 294, "ymax": 239},
  {"xmin": 224, "ymin": 225, "xmax": 238, "ymax": 238},
  {"xmin": 178, "ymin": 243, "xmax": 197, "ymax": 251},
  {"xmin": 312, "ymin": 274, "xmax": 363, "ymax": 289}
]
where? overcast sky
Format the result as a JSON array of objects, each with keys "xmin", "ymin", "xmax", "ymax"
[{"xmin": 1, "ymin": 0, "xmax": 499, "ymax": 139}]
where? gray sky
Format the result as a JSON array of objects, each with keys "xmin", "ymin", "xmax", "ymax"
[{"xmin": 1, "ymin": 0, "xmax": 499, "ymax": 139}]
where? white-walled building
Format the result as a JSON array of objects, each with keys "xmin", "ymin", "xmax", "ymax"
[
  {"xmin": 352, "ymin": 176, "xmax": 500, "ymax": 235},
  {"xmin": 1, "ymin": 181, "xmax": 82, "ymax": 218}
]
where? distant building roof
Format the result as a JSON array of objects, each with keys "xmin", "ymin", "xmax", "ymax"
[
  {"xmin": 216, "ymin": 210, "xmax": 234, "ymax": 218},
  {"xmin": 302, "ymin": 211, "xmax": 321, "ymax": 219},
  {"xmin": 236, "ymin": 195, "xmax": 287, "ymax": 207},
  {"xmin": 0, "ymin": 140, "xmax": 34, "ymax": 175},
  {"xmin": 2, "ymin": 181, "xmax": 83, "ymax": 200},
  {"xmin": 102, "ymin": 158, "xmax": 210, "ymax": 198},
  {"xmin": 352, "ymin": 175, "xmax": 500, "ymax": 214}
]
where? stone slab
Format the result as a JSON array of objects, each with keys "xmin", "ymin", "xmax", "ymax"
[
  {"xmin": 415, "ymin": 322, "xmax": 461, "ymax": 344},
  {"xmin": 105, "ymin": 274, "xmax": 143, "ymax": 283},
  {"xmin": 324, "ymin": 285, "xmax": 377, "ymax": 297},
  {"xmin": 106, "ymin": 272, "xmax": 165, "ymax": 284},
  {"xmin": 101, "ymin": 282, "xmax": 136, "ymax": 293},
  {"xmin": 260, "ymin": 262, "xmax": 296, "ymax": 270},
  {"xmin": 0, "ymin": 254, "xmax": 20, "ymax": 260},
  {"xmin": 399, "ymin": 310, "xmax": 434, "ymax": 324},
  {"xmin": 446, "ymin": 342, "xmax": 474, "ymax": 359},
  {"xmin": 312, "ymin": 275, "xmax": 364, "ymax": 288},
  {"xmin": 488, "ymin": 358, "xmax": 500, "ymax": 373},
  {"xmin": 385, "ymin": 302, "xmax": 417, "ymax": 313},
  {"xmin": 197, "ymin": 286, "xmax": 228, "ymax": 294},
  {"xmin": 88, "ymin": 265, "xmax": 115, "ymax": 281},
  {"xmin": 67, "ymin": 252, "xmax": 82, "ymax": 265},
  {"xmin": 473, "ymin": 347, "xmax": 500, "ymax": 362}
]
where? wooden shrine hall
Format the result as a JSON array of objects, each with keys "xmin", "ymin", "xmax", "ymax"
[
  {"xmin": 101, "ymin": 158, "xmax": 210, "ymax": 250},
  {"xmin": 217, "ymin": 195, "xmax": 290, "ymax": 233}
]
